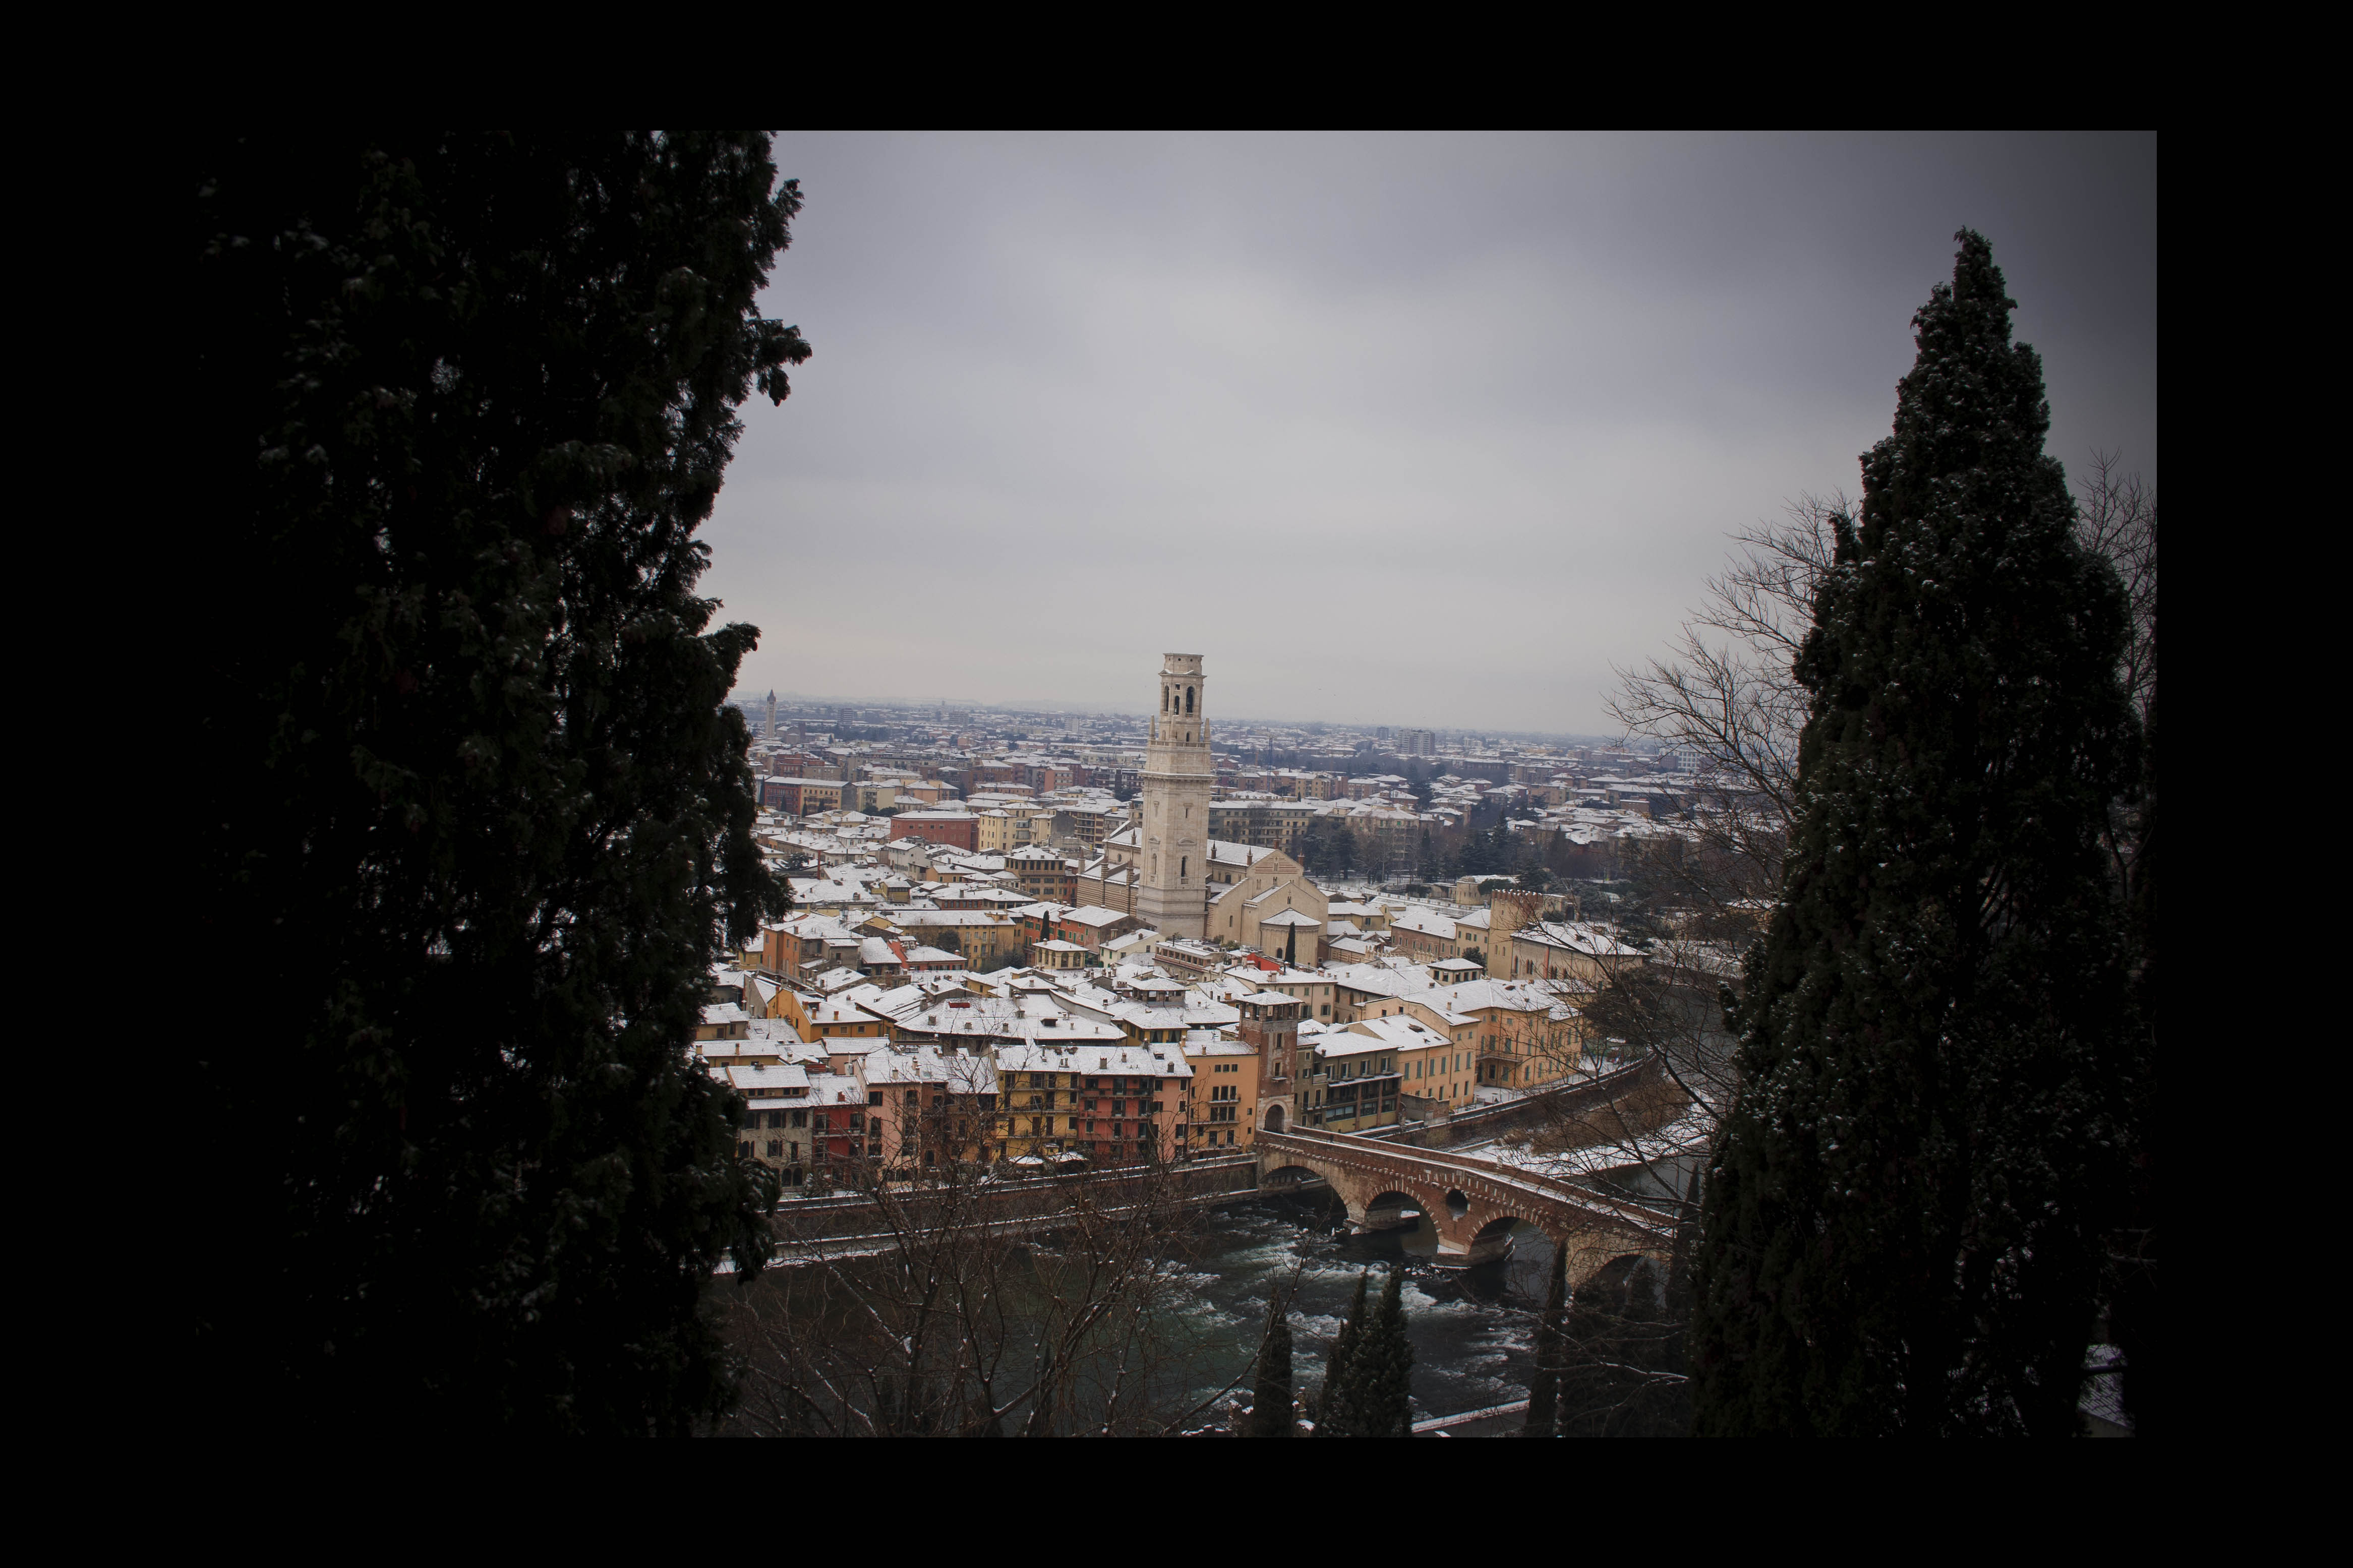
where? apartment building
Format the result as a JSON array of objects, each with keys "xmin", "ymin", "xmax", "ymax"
[{"xmin": 1184, "ymin": 1039, "xmax": 1260, "ymax": 1151}]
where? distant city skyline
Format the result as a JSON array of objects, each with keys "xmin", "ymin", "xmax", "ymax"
[
  {"xmin": 705, "ymin": 133, "xmax": 2156, "ymax": 731},
  {"xmin": 728, "ymin": 687, "xmax": 1641, "ymax": 748}
]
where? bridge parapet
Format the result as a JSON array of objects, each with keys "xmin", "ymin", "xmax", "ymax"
[
  {"xmin": 1260, "ymin": 1127, "xmax": 1676, "ymax": 1230},
  {"xmin": 1255, "ymin": 1126, "xmax": 1675, "ymax": 1277}
]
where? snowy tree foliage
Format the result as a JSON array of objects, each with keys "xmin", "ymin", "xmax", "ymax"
[{"xmin": 1690, "ymin": 232, "xmax": 2143, "ymax": 1437}]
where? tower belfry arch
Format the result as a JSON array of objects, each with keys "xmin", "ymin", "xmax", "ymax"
[{"xmin": 1137, "ymin": 652, "xmax": 1212, "ymax": 940}]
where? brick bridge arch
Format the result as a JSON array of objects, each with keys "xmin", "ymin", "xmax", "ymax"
[{"xmin": 1257, "ymin": 1127, "xmax": 1672, "ymax": 1279}]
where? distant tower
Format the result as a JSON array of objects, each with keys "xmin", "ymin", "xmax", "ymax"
[
  {"xmin": 1137, "ymin": 652, "xmax": 1212, "ymax": 940},
  {"xmin": 1238, "ymin": 991, "xmax": 1298, "ymax": 1135},
  {"xmin": 764, "ymin": 690, "xmax": 777, "ymax": 742}
]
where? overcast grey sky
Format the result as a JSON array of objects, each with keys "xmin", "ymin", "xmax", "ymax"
[{"xmin": 706, "ymin": 132, "xmax": 2156, "ymax": 733}]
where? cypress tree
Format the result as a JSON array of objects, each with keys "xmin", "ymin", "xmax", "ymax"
[
  {"xmin": 1250, "ymin": 1293, "xmax": 1295, "ymax": 1437},
  {"xmin": 1690, "ymin": 231, "xmax": 2141, "ymax": 1436},
  {"xmin": 1523, "ymin": 1243, "xmax": 1567, "ymax": 1436},
  {"xmin": 1359, "ymin": 1265, "xmax": 1416, "ymax": 1438},
  {"xmin": 1315, "ymin": 1271, "xmax": 1371, "ymax": 1437},
  {"xmin": 178, "ymin": 134, "xmax": 809, "ymax": 1433}
]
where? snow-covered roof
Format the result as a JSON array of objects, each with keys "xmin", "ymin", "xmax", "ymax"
[
  {"xmin": 726, "ymin": 1062, "xmax": 810, "ymax": 1093},
  {"xmin": 1329, "ymin": 1015, "xmax": 1448, "ymax": 1056}
]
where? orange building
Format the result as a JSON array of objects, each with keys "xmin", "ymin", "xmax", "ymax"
[
  {"xmin": 991, "ymin": 1042, "xmax": 1190, "ymax": 1167},
  {"xmin": 1183, "ymin": 1039, "xmax": 1259, "ymax": 1152}
]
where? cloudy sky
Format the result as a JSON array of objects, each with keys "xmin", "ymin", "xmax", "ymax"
[{"xmin": 705, "ymin": 133, "xmax": 2156, "ymax": 735}]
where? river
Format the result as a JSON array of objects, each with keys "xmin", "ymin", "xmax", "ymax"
[
  {"xmin": 1161, "ymin": 1188, "xmax": 1555, "ymax": 1436},
  {"xmin": 733, "ymin": 1182, "xmax": 1573, "ymax": 1436}
]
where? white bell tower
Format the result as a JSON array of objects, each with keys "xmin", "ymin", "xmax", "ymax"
[{"xmin": 1137, "ymin": 652, "xmax": 1212, "ymax": 940}]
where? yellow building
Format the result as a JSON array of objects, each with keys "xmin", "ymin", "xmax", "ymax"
[
  {"xmin": 989, "ymin": 1042, "xmax": 1190, "ymax": 1166},
  {"xmin": 1227, "ymin": 962, "xmax": 1338, "ymax": 1022},
  {"xmin": 1183, "ymin": 1039, "xmax": 1259, "ymax": 1153},
  {"xmin": 1301, "ymin": 1024, "xmax": 1403, "ymax": 1132},
  {"xmin": 1405, "ymin": 979, "xmax": 1583, "ymax": 1087},
  {"xmin": 772, "ymin": 988, "xmax": 892, "ymax": 1048},
  {"xmin": 976, "ymin": 803, "xmax": 1058, "ymax": 853},
  {"xmin": 1504, "ymin": 918, "xmax": 1648, "ymax": 984},
  {"xmin": 991, "ymin": 1044, "xmax": 1082, "ymax": 1163},
  {"xmin": 879, "ymin": 909, "xmax": 1023, "ymax": 967},
  {"xmin": 695, "ymin": 1003, "xmax": 750, "ymax": 1041},
  {"xmin": 1364, "ymin": 1014, "xmax": 1481, "ymax": 1114}
]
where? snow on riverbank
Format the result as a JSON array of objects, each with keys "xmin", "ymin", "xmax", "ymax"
[{"xmin": 1481, "ymin": 1102, "xmax": 1716, "ymax": 1179}]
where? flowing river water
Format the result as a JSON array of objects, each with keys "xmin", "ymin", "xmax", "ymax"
[
  {"xmin": 739, "ymin": 1184, "xmax": 1563, "ymax": 1436},
  {"xmin": 1157, "ymin": 1188, "xmax": 1556, "ymax": 1435}
]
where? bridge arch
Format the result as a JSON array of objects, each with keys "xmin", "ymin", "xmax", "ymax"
[
  {"xmin": 1253, "ymin": 1127, "xmax": 1674, "ymax": 1279},
  {"xmin": 1449, "ymin": 1213, "xmax": 1522, "ymax": 1267},
  {"xmin": 1357, "ymin": 1188, "xmax": 1434, "ymax": 1232}
]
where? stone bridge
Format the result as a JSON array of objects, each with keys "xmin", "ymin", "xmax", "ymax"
[{"xmin": 1256, "ymin": 1126, "xmax": 1675, "ymax": 1278}]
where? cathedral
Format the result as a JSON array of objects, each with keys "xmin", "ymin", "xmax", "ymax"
[{"xmin": 1077, "ymin": 653, "xmax": 1329, "ymax": 955}]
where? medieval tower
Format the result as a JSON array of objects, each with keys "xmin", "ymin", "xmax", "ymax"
[{"xmin": 1136, "ymin": 652, "xmax": 1213, "ymax": 940}]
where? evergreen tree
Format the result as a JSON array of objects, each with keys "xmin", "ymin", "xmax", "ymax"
[
  {"xmin": 2111, "ymin": 667, "xmax": 2158, "ymax": 1434},
  {"xmin": 1315, "ymin": 1271, "xmax": 1371, "ymax": 1436},
  {"xmin": 1250, "ymin": 1293, "xmax": 1295, "ymax": 1437},
  {"xmin": 1357, "ymin": 1265, "xmax": 1417, "ymax": 1437},
  {"xmin": 1557, "ymin": 1261, "xmax": 1686, "ymax": 1438},
  {"xmin": 1556, "ymin": 1262, "xmax": 1678, "ymax": 1437},
  {"xmin": 178, "ymin": 134, "xmax": 809, "ymax": 1432},
  {"xmin": 1523, "ymin": 1243, "xmax": 1567, "ymax": 1436},
  {"xmin": 1690, "ymin": 232, "xmax": 2141, "ymax": 1437}
]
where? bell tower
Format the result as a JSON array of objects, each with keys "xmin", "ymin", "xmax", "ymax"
[{"xmin": 1137, "ymin": 652, "xmax": 1212, "ymax": 940}]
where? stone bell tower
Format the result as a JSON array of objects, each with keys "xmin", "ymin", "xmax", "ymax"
[{"xmin": 1137, "ymin": 652, "xmax": 1213, "ymax": 940}]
